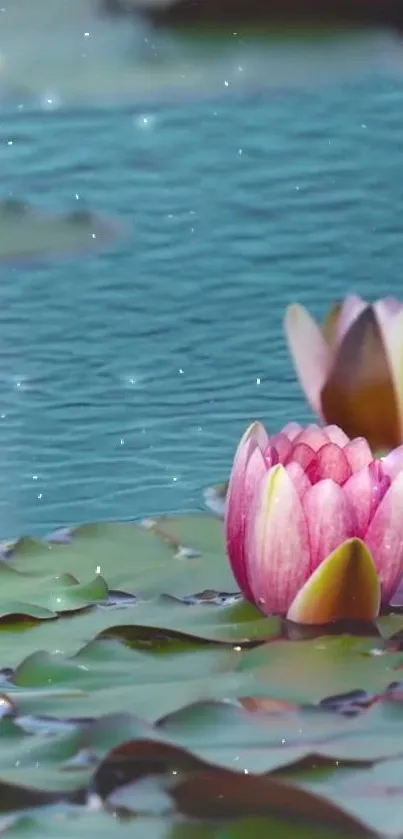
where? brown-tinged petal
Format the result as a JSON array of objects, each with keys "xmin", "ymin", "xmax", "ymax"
[
  {"xmin": 286, "ymin": 538, "xmax": 380, "ymax": 625},
  {"xmin": 321, "ymin": 306, "xmax": 400, "ymax": 451},
  {"xmin": 336, "ymin": 294, "xmax": 367, "ymax": 343}
]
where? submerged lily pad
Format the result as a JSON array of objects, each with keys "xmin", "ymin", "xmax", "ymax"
[
  {"xmin": 1, "ymin": 0, "xmax": 401, "ymax": 107},
  {"xmin": 203, "ymin": 483, "xmax": 228, "ymax": 518},
  {"xmin": 0, "ymin": 198, "xmax": 121, "ymax": 264}
]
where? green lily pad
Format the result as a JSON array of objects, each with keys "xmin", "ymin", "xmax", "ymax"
[
  {"xmin": 238, "ymin": 637, "xmax": 399, "ymax": 703},
  {"xmin": 1, "ymin": 511, "xmax": 403, "ymax": 836},
  {"xmin": 0, "ymin": 515, "xmax": 281, "ymax": 659},
  {"xmin": 10, "ymin": 516, "xmax": 234, "ymax": 598},
  {"xmin": 0, "ymin": 563, "xmax": 108, "ymax": 621}
]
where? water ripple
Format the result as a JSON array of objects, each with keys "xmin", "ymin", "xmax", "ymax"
[{"xmin": 0, "ymin": 70, "xmax": 402, "ymax": 534}]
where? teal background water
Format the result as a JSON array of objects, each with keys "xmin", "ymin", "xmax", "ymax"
[{"xmin": 1, "ymin": 15, "xmax": 403, "ymax": 538}]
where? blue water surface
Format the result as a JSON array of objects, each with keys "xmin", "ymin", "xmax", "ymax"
[{"xmin": 1, "ymin": 20, "xmax": 403, "ymax": 538}]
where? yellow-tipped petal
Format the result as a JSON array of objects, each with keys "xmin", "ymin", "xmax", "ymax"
[{"xmin": 286, "ymin": 538, "xmax": 381, "ymax": 625}]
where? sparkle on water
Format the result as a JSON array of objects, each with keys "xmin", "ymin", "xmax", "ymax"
[{"xmin": 1, "ymin": 6, "xmax": 403, "ymax": 838}]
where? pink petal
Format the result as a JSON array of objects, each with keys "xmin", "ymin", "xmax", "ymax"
[
  {"xmin": 365, "ymin": 471, "xmax": 403, "ymax": 603},
  {"xmin": 343, "ymin": 437, "xmax": 373, "ymax": 472},
  {"xmin": 322, "ymin": 425, "xmax": 350, "ymax": 447},
  {"xmin": 337, "ymin": 294, "xmax": 368, "ymax": 344},
  {"xmin": 285, "ymin": 461, "xmax": 312, "ymax": 499},
  {"xmin": 382, "ymin": 445, "xmax": 403, "ymax": 480},
  {"xmin": 306, "ymin": 442, "xmax": 352, "ymax": 486},
  {"xmin": 374, "ymin": 297, "xmax": 403, "ymax": 330},
  {"xmin": 302, "ymin": 479, "xmax": 357, "ymax": 573},
  {"xmin": 230, "ymin": 422, "xmax": 269, "ymax": 466},
  {"xmin": 225, "ymin": 427, "xmax": 268, "ymax": 600},
  {"xmin": 288, "ymin": 442, "xmax": 316, "ymax": 471},
  {"xmin": 264, "ymin": 445, "xmax": 280, "ymax": 469},
  {"xmin": 368, "ymin": 461, "xmax": 392, "ymax": 515},
  {"xmin": 343, "ymin": 463, "xmax": 391, "ymax": 538},
  {"xmin": 292, "ymin": 424, "xmax": 330, "ymax": 452},
  {"xmin": 282, "ymin": 421, "xmax": 303, "ymax": 441},
  {"xmin": 268, "ymin": 432, "xmax": 293, "ymax": 464},
  {"xmin": 253, "ymin": 422, "xmax": 270, "ymax": 451},
  {"xmin": 284, "ymin": 304, "xmax": 332, "ymax": 415},
  {"xmin": 246, "ymin": 464, "xmax": 310, "ymax": 615},
  {"xmin": 263, "ymin": 446, "xmax": 280, "ymax": 469}
]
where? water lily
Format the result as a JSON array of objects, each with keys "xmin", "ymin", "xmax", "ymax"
[
  {"xmin": 226, "ymin": 421, "xmax": 403, "ymax": 624},
  {"xmin": 284, "ymin": 295, "xmax": 403, "ymax": 451}
]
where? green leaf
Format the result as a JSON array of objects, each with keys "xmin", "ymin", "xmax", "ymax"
[
  {"xmin": 238, "ymin": 636, "xmax": 401, "ymax": 703},
  {"xmin": 1, "ymin": 512, "xmax": 403, "ymax": 836},
  {"xmin": 0, "ymin": 560, "xmax": 108, "ymax": 621}
]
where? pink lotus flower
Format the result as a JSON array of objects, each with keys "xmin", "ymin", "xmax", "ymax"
[
  {"xmin": 284, "ymin": 295, "xmax": 403, "ymax": 452},
  {"xmin": 225, "ymin": 421, "xmax": 403, "ymax": 624}
]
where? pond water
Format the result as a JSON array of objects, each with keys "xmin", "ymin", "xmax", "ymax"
[{"xmin": 1, "ymin": 4, "xmax": 403, "ymax": 539}]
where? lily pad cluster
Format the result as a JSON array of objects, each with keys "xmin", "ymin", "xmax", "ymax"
[{"xmin": 0, "ymin": 513, "xmax": 402, "ymax": 837}]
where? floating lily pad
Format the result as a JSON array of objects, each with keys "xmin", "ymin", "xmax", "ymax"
[
  {"xmin": 0, "ymin": 198, "xmax": 121, "ymax": 264},
  {"xmin": 0, "ymin": 510, "xmax": 403, "ymax": 836},
  {"xmin": 0, "ymin": 563, "xmax": 108, "ymax": 621}
]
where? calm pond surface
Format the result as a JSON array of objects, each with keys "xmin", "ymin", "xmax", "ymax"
[{"xmin": 1, "ymin": 4, "xmax": 403, "ymax": 538}]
